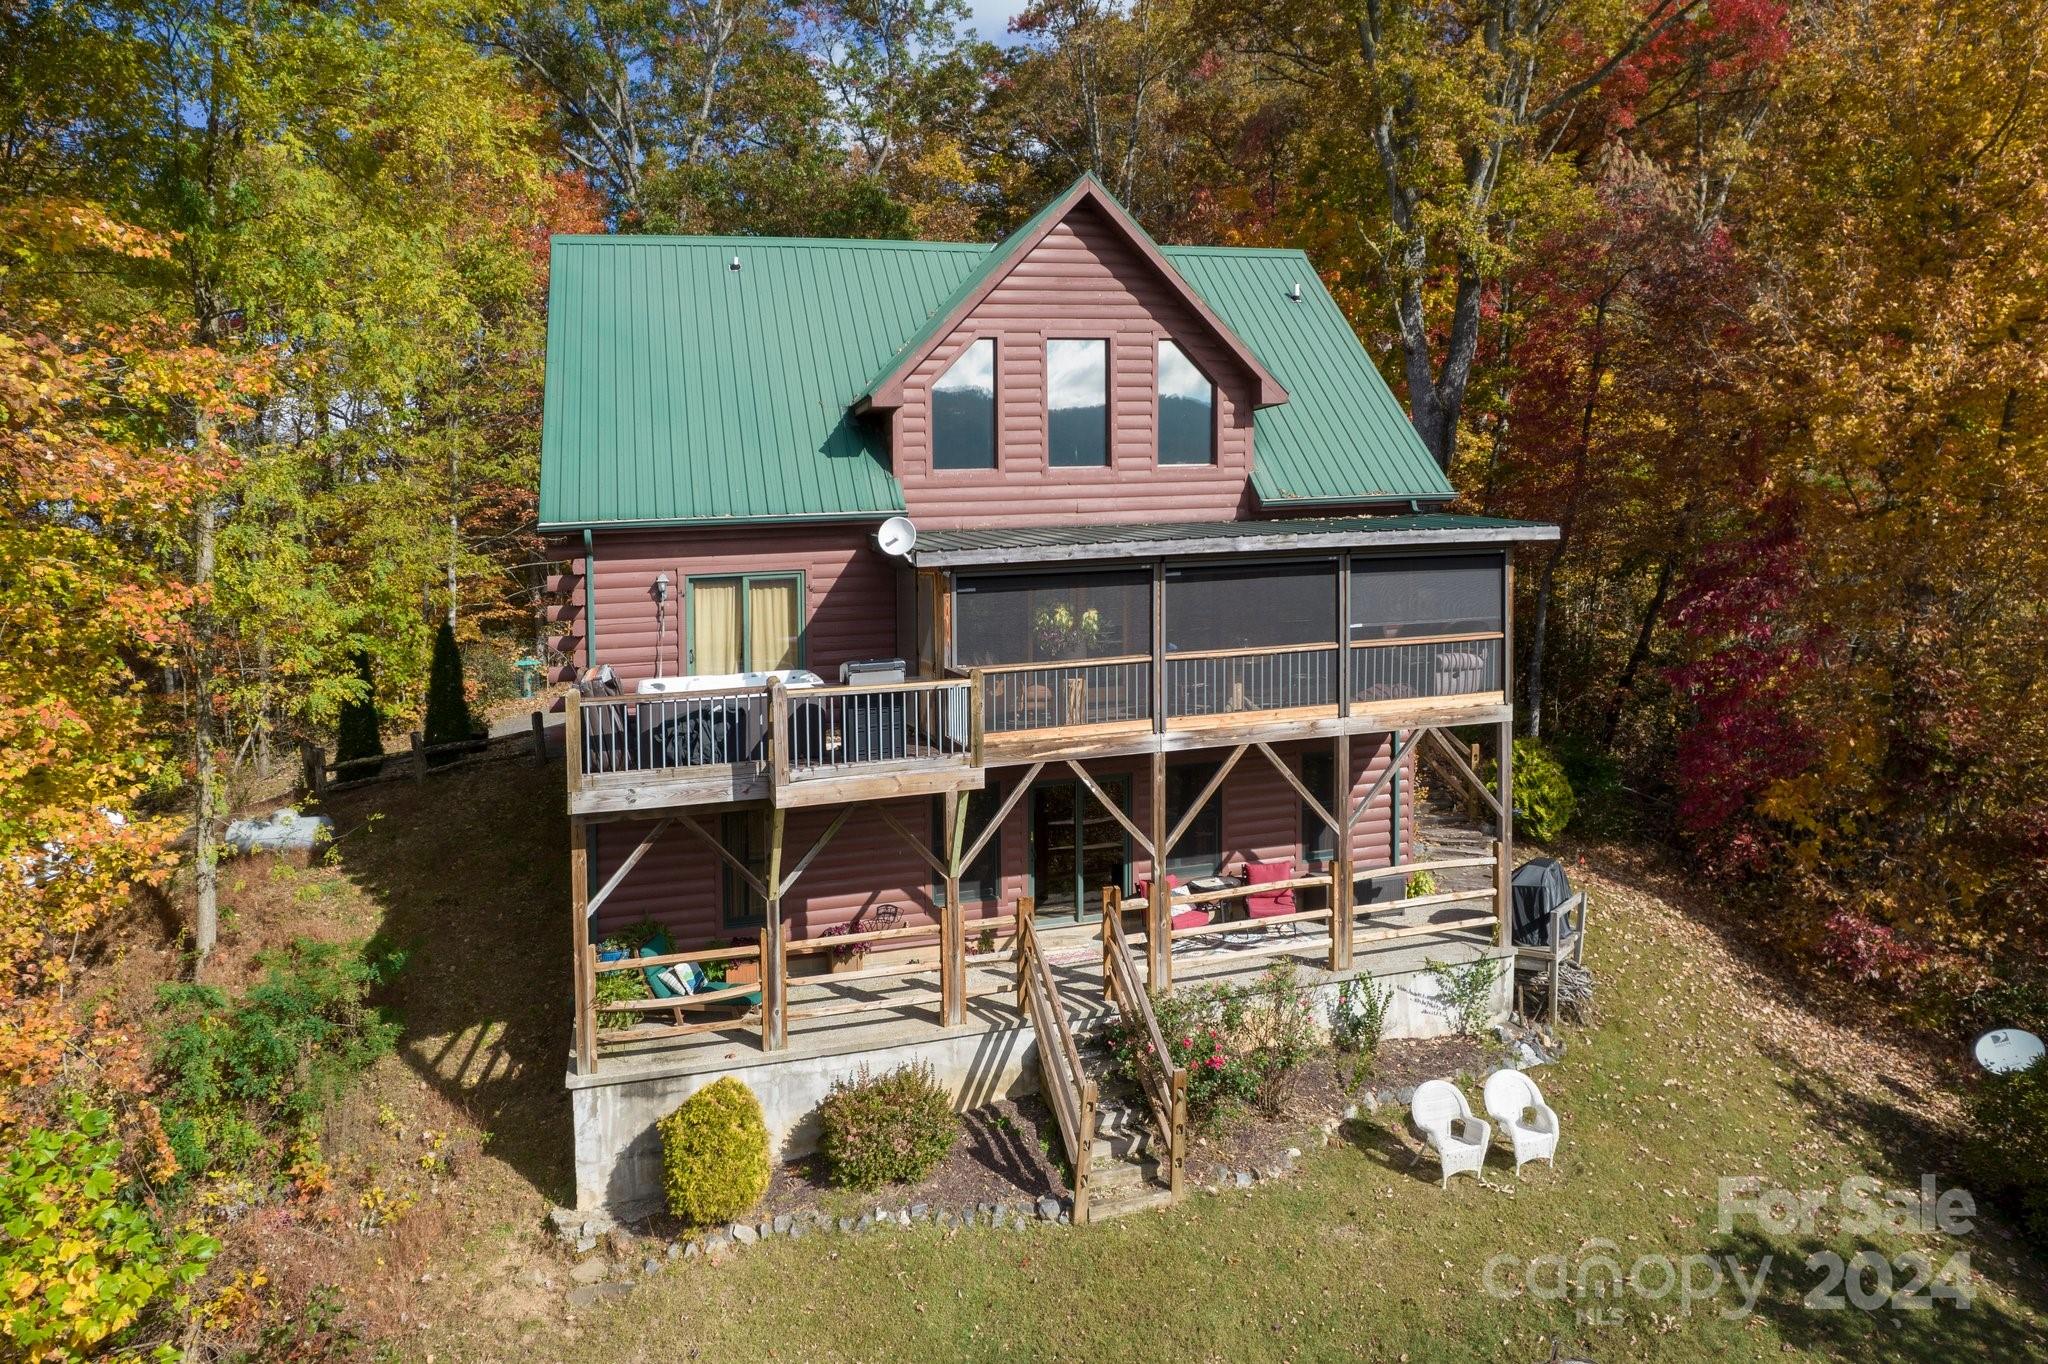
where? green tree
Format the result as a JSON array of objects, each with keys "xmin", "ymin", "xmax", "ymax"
[
  {"xmin": 334, "ymin": 653, "xmax": 383, "ymax": 764},
  {"xmin": 423, "ymin": 620, "xmax": 477, "ymax": 751}
]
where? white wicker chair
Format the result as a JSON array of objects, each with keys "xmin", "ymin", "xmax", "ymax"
[
  {"xmin": 1483, "ymin": 1068, "xmax": 1560, "ymax": 1174},
  {"xmin": 1410, "ymin": 1079, "xmax": 1491, "ymax": 1187}
]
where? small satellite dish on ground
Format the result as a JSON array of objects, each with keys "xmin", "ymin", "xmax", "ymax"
[
  {"xmin": 874, "ymin": 515, "xmax": 918, "ymax": 557},
  {"xmin": 1974, "ymin": 1028, "xmax": 2045, "ymax": 1075}
]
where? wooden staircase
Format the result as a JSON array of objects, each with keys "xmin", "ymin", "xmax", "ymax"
[
  {"xmin": 1016, "ymin": 912, "xmax": 1187, "ymax": 1225},
  {"xmin": 1078, "ymin": 1069, "xmax": 1176, "ymax": 1219}
]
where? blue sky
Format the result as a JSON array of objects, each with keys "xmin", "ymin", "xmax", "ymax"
[{"xmin": 965, "ymin": 0, "xmax": 1036, "ymax": 46}]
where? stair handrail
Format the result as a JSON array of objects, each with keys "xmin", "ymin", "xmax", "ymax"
[
  {"xmin": 1016, "ymin": 915, "xmax": 1098, "ymax": 1223},
  {"xmin": 1100, "ymin": 888, "xmax": 1188, "ymax": 1200}
]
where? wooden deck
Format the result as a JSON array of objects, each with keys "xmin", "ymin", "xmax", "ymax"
[
  {"xmin": 557, "ymin": 643, "xmax": 1507, "ymax": 811},
  {"xmin": 581, "ymin": 889, "xmax": 1501, "ymax": 1081}
]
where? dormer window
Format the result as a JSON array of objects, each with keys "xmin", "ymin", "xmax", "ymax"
[
  {"xmin": 932, "ymin": 338, "xmax": 996, "ymax": 470},
  {"xmin": 1157, "ymin": 339, "xmax": 1214, "ymax": 465},
  {"xmin": 1047, "ymin": 338, "xmax": 1109, "ymax": 466}
]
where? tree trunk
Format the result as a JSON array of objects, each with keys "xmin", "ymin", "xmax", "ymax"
[
  {"xmin": 1522, "ymin": 286, "xmax": 1615, "ymax": 738},
  {"xmin": 192, "ymin": 457, "xmax": 219, "ymax": 970},
  {"xmin": 1603, "ymin": 545, "xmax": 1679, "ymax": 743}
]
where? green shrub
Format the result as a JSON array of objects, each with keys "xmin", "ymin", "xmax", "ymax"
[
  {"xmin": 1965, "ymin": 1065, "xmax": 2048, "ymax": 1247},
  {"xmin": 152, "ymin": 939, "xmax": 404, "ymax": 1180},
  {"xmin": 422, "ymin": 620, "xmax": 476, "ymax": 756},
  {"xmin": 593, "ymin": 921, "xmax": 663, "ymax": 1029},
  {"xmin": 1332, "ymin": 975, "xmax": 1395, "ymax": 1080},
  {"xmin": 1110, "ymin": 962, "xmax": 1318, "ymax": 1124},
  {"xmin": 1404, "ymin": 869, "xmax": 1439, "ymax": 898},
  {"xmin": 334, "ymin": 651, "xmax": 383, "ymax": 765},
  {"xmin": 1499, "ymin": 737, "xmax": 1577, "ymax": 842},
  {"xmin": 0, "ymin": 1095, "xmax": 217, "ymax": 1361},
  {"xmin": 1424, "ymin": 955, "xmax": 1506, "ymax": 1038},
  {"xmin": 816, "ymin": 1063, "xmax": 959, "ymax": 1190},
  {"xmin": 658, "ymin": 1077, "xmax": 771, "ymax": 1225}
]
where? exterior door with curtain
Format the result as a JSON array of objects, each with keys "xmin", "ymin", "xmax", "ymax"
[{"xmin": 689, "ymin": 574, "xmax": 804, "ymax": 674}]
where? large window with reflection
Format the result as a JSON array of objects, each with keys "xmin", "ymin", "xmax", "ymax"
[
  {"xmin": 954, "ymin": 570, "xmax": 1151, "ymax": 665},
  {"xmin": 1156, "ymin": 339, "xmax": 1214, "ymax": 465},
  {"xmin": 932, "ymin": 338, "xmax": 996, "ymax": 470},
  {"xmin": 1349, "ymin": 554, "xmax": 1504, "ymax": 639},
  {"xmin": 1047, "ymin": 338, "xmax": 1109, "ymax": 466}
]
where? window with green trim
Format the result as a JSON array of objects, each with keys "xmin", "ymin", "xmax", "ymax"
[
  {"xmin": 932, "ymin": 784, "xmax": 1003, "ymax": 907},
  {"xmin": 1301, "ymin": 751, "xmax": 1337, "ymax": 864},
  {"xmin": 688, "ymin": 573, "xmax": 804, "ymax": 674},
  {"xmin": 720, "ymin": 810, "xmax": 766, "ymax": 928},
  {"xmin": 1165, "ymin": 761, "xmax": 1224, "ymax": 879}
]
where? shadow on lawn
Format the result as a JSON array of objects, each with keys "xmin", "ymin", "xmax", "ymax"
[
  {"xmin": 325, "ymin": 753, "xmax": 576, "ymax": 1206},
  {"xmin": 1706, "ymin": 1225, "xmax": 2046, "ymax": 1361},
  {"xmin": 1339, "ymin": 1114, "xmax": 1448, "ymax": 1186}
]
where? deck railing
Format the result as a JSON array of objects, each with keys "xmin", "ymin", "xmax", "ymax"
[
  {"xmin": 1099, "ymin": 899, "xmax": 1187, "ymax": 1201},
  {"xmin": 1164, "ymin": 643, "xmax": 1340, "ymax": 718},
  {"xmin": 570, "ymin": 676, "xmax": 978, "ymax": 788},
  {"xmin": 1016, "ymin": 916, "xmax": 1098, "ymax": 1223},
  {"xmin": 774, "ymin": 677, "xmax": 975, "ymax": 781},
  {"xmin": 1349, "ymin": 634, "xmax": 1502, "ymax": 705},
  {"xmin": 977, "ymin": 657, "xmax": 1151, "ymax": 733},
  {"xmin": 576, "ymin": 689, "xmax": 768, "ymax": 777}
]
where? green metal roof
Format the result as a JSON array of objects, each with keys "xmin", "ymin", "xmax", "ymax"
[
  {"xmin": 539, "ymin": 235, "xmax": 973, "ymax": 529},
  {"xmin": 1164, "ymin": 249, "xmax": 1451, "ymax": 508},
  {"xmin": 539, "ymin": 213, "xmax": 1455, "ymax": 530},
  {"xmin": 908, "ymin": 515, "xmax": 1555, "ymax": 567}
]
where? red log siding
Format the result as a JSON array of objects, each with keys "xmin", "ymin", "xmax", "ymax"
[
  {"xmin": 580, "ymin": 524, "xmax": 899, "ymax": 687},
  {"xmin": 590, "ymin": 736, "xmax": 1420, "ymax": 945},
  {"xmin": 892, "ymin": 203, "xmax": 1259, "ymax": 530}
]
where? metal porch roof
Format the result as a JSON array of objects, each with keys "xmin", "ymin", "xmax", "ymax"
[{"xmin": 906, "ymin": 515, "xmax": 1558, "ymax": 568}]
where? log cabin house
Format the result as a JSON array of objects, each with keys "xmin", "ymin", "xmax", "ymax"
[{"xmin": 539, "ymin": 175, "xmax": 1559, "ymax": 1217}]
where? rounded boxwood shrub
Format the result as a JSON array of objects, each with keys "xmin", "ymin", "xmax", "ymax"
[
  {"xmin": 657, "ymin": 1077, "xmax": 770, "ymax": 1226},
  {"xmin": 816, "ymin": 1062, "xmax": 959, "ymax": 1190},
  {"xmin": 1504, "ymin": 737, "xmax": 1576, "ymax": 842}
]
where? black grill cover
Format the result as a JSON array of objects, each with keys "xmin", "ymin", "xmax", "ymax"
[{"xmin": 1511, "ymin": 857, "xmax": 1573, "ymax": 947}]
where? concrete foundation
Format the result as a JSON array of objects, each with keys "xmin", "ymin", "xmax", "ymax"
[{"xmin": 569, "ymin": 935, "xmax": 1512, "ymax": 1218}]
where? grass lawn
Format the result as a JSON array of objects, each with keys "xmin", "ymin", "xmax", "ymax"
[{"xmin": 158, "ymin": 759, "xmax": 2048, "ymax": 1362}]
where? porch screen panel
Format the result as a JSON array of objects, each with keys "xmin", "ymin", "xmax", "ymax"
[
  {"xmin": 744, "ymin": 578, "xmax": 801, "ymax": 671},
  {"xmin": 691, "ymin": 579, "xmax": 744, "ymax": 674},
  {"xmin": 1164, "ymin": 561, "xmax": 1337, "ymax": 652},
  {"xmin": 953, "ymin": 570, "xmax": 1151, "ymax": 664},
  {"xmin": 1349, "ymin": 554, "xmax": 1503, "ymax": 639}
]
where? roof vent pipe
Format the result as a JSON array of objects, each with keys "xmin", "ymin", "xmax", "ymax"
[
  {"xmin": 730, "ymin": 255, "xmax": 741, "ymax": 272},
  {"xmin": 1288, "ymin": 282, "xmax": 1302, "ymax": 302}
]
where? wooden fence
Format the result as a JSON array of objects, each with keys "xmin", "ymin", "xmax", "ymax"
[{"xmin": 300, "ymin": 713, "xmax": 551, "ymax": 797}]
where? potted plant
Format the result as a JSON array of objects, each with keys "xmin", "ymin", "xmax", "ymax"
[
  {"xmin": 713, "ymin": 938, "xmax": 760, "ymax": 987},
  {"xmin": 830, "ymin": 937, "xmax": 870, "ymax": 974},
  {"xmin": 1031, "ymin": 602, "xmax": 1104, "ymax": 659}
]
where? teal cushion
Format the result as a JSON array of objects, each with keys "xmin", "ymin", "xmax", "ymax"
[{"xmin": 638, "ymin": 930, "xmax": 676, "ymax": 996}]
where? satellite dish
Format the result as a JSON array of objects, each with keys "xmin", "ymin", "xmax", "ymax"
[
  {"xmin": 1974, "ymin": 1028, "xmax": 2045, "ymax": 1075},
  {"xmin": 874, "ymin": 516, "xmax": 918, "ymax": 557}
]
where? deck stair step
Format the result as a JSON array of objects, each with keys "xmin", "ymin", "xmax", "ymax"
[{"xmin": 1089, "ymin": 1181, "xmax": 1176, "ymax": 1221}]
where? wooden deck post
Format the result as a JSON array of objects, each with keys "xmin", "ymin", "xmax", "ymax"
[
  {"xmin": 529, "ymin": 709, "xmax": 547, "ymax": 764},
  {"xmin": 563, "ymin": 692, "xmax": 582, "ymax": 797},
  {"xmin": 300, "ymin": 740, "xmax": 328, "ymax": 800},
  {"xmin": 942, "ymin": 789, "xmax": 967, "ymax": 1026},
  {"xmin": 1495, "ymin": 720, "xmax": 1515, "ymax": 948},
  {"xmin": 1099, "ymin": 887, "xmax": 1117, "ymax": 999},
  {"xmin": 1330, "ymin": 733, "xmax": 1353, "ymax": 971},
  {"xmin": 569, "ymin": 815, "xmax": 594, "ymax": 1074},
  {"xmin": 765, "ymin": 807, "xmax": 788, "ymax": 1049},
  {"xmin": 410, "ymin": 731, "xmax": 426, "ymax": 782},
  {"xmin": 1149, "ymin": 748, "xmax": 1170, "ymax": 991}
]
